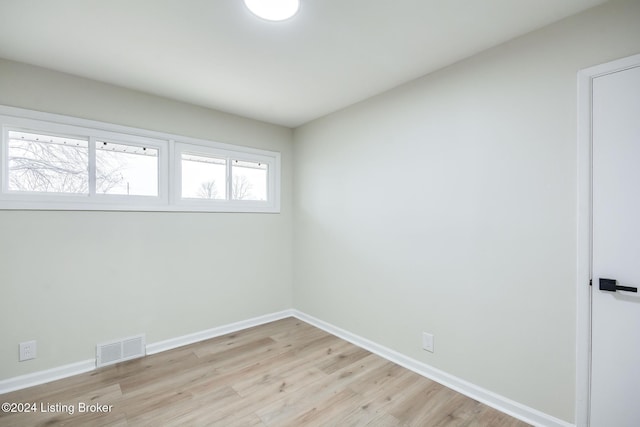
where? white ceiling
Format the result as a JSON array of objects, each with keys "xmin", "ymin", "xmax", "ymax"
[{"xmin": 0, "ymin": 0, "xmax": 607, "ymax": 128}]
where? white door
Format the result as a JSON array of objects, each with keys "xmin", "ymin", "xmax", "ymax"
[{"xmin": 591, "ymin": 64, "xmax": 640, "ymax": 427}]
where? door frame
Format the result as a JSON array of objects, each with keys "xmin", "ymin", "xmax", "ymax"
[{"xmin": 576, "ymin": 52, "xmax": 640, "ymax": 427}]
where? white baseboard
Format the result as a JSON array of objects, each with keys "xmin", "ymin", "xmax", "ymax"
[
  {"xmin": 292, "ymin": 310, "xmax": 573, "ymax": 427},
  {"xmin": 146, "ymin": 309, "xmax": 294, "ymax": 355},
  {"xmin": 0, "ymin": 309, "xmax": 294, "ymax": 395},
  {"xmin": 0, "ymin": 308, "xmax": 573, "ymax": 427},
  {"xmin": 0, "ymin": 359, "xmax": 95, "ymax": 395}
]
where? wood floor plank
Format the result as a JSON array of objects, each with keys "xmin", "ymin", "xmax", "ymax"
[
  {"xmin": 191, "ymin": 317, "xmax": 303, "ymax": 358},
  {"xmin": 193, "ymin": 367, "xmax": 327, "ymax": 425},
  {"xmin": 230, "ymin": 337, "xmax": 350, "ymax": 396},
  {"xmin": 254, "ymin": 354, "xmax": 404, "ymax": 425},
  {"xmin": 126, "ymin": 386, "xmax": 240, "ymax": 426},
  {"xmin": 389, "ymin": 378, "xmax": 459, "ymax": 425},
  {"xmin": 365, "ymin": 412, "xmax": 405, "ymax": 426},
  {"xmin": 0, "ymin": 384, "xmax": 123, "ymax": 427},
  {"xmin": 278, "ymin": 388, "xmax": 361, "ymax": 427},
  {"xmin": 334, "ymin": 366, "xmax": 425, "ymax": 426},
  {"xmin": 317, "ymin": 345, "xmax": 373, "ymax": 374},
  {"xmin": 0, "ymin": 317, "xmax": 530, "ymax": 427}
]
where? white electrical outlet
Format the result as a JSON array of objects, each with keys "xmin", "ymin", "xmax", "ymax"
[
  {"xmin": 19, "ymin": 340, "xmax": 37, "ymax": 361},
  {"xmin": 422, "ymin": 332, "xmax": 434, "ymax": 353}
]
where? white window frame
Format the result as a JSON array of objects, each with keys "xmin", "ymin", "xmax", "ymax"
[
  {"xmin": 93, "ymin": 136, "xmax": 166, "ymax": 201},
  {"xmin": 0, "ymin": 105, "xmax": 281, "ymax": 213},
  {"xmin": 173, "ymin": 141, "xmax": 279, "ymax": 212}
]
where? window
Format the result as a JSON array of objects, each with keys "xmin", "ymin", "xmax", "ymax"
[
  {"xmin": 2, "ymin": 124, "xmax": 165, "ymax": 206},
  {"xmin": 231, "ymin": 159, "xmax": 267, "ymax": 201},
  {"xmin": 96, "ymin": 141, "xmax": 158, "ymax": 197},
  {"xmin": 180, "ymin": 153, "xmax": 227, "ymax": 200},
  {"xmin": 7, "ymin": 130, "xmax": 89, "ymax": 194},
  {"xmin": 173, "ymin": 142, "xmax": 277, "ymax": 210},
  {"xmin": 0, "ymin": 106, "xmax": 280, "ymax": 212}
]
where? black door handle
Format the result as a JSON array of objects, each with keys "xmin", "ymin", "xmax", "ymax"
[{"xmin": 599, "ymin": 278, "xmax": 638, "ymax": 293}]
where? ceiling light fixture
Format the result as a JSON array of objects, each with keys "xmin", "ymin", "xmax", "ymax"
[{"xmin": 243, "ymin": 0, "xmax": 300, "ymax": 22}]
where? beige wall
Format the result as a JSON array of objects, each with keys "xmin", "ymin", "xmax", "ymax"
[
  {"xmin": 292, "ymin": 0, "xmax": 640, "ymax": 422},
  {"xmin": 0, "ymin": 59, "xmax": 294, "ymax": 379},
  {"xmin": 2, "ymin": 0, "xmax": 640, "ymax": 422}
]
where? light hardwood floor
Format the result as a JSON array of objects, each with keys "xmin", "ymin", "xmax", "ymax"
[{"xmin": 0, "ymin": 318, "xmax": 530, "ymax": 426}]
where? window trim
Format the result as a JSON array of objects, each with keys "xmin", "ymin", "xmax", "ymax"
[
  {"xmin": 93, "ymin": 138, "xmax": 164, "ymax": 200},
  {"xmin": 0, "ymin": 105, "xmax": 281, "ymax": 213},
  {"xmin": 173, "ymin": 142, "xmax": 276, "ymax": 211},
  {"xmin": 4, "ymin": 126, "xmax": 91, "ymax": 196}
]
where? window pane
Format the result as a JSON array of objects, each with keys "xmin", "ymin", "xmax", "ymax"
[
  {"xmin": 7, "ymin": 130, "xmax": 89, "ymax": 194},
  {"xmin": 96, "ymin": 141, "xmax": 158, "ymax": 196},
  {"xmin": 231, "ymin": 159, "xmax": 267, "ymax": 201},
  {"xmin": 181, "ymin": 153, "xmax": 227, "ymax": 200}
]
